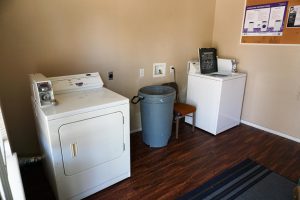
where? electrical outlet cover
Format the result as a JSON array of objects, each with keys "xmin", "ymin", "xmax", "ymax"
[
  {"xmin": 153, "ymin": 63, "xmax": 166, "ymax": 77},
  {"xmin": 170, "ymin": 66, "xmax": 174, "ymax": 73},
  {"xmin": 108, "ymin": 72, "xmax": 113, "ymax": 80},
  {"xmin": 139, "ymin": 68, "xmax": 144, "ymax": 77}
]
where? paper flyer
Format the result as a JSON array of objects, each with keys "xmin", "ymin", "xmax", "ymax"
[
  {"xmin": 287, "ymin": 5, "xmax": 300, "ymax": 27},
  {"xmin": 242, "ymin": 2, "xmax": 288, "ymax": 36}
]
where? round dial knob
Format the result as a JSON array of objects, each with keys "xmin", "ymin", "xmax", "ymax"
[
  {"xmin": 41, "ymin": 93, "xmax": 51, "ymax": 101},
  {"xmin": 38, "ymin": 83, "xmax": 50, "ymax": 92}
]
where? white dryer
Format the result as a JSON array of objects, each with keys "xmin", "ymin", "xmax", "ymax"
[{"xmin": 30, "ymin": 72, "xmax": 130, "ymax": 200}]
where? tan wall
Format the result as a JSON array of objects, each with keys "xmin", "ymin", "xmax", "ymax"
[
  {"xmin": 0, "ymin": 0, "xmax": 216, "ymax": 155},
  {"xmin": 212, "ymin": 0, "xmax": 300, "ymax": 139}
]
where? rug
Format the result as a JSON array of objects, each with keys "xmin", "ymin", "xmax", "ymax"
[{"xmin": 178, "ymin": 159, "xmax": 296, "ymax": 200}]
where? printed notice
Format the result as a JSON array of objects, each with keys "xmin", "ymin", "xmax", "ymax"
[
  {"xmin": 242, "ymin": 2, "xmax": 288, "ymax": 36},
  {"xmin": 287, "ymin": 5, "xmax": 300, "ymax": 27}
]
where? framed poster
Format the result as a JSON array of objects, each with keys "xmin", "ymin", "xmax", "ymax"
[
  {"xmin": 199, "ymin": 48, "xmax": 218, "ymax": 74},
  {"xmin": 242, "ymin": 2, "xmax": 288, "ymax": 36},
  {"xmin": 241, "ymin": 0, "xmax": 300, "ymax": 44}
]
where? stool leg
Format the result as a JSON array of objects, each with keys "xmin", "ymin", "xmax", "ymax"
[
  {"xmin": 176, "ymin": 117, "xmax": 179, "ymax": 139},
  {"xmin": 192, "ymin": 112, "xmax": 195, "ymax": 132}
]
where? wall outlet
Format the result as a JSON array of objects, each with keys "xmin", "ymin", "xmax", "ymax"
[
  {"xmin": 153, "ymin": 63, "xmax": 166, "ymax": 77},
  {"xmin": 108, "ymin": 72, "xmax": 113, "ymax": 80},
  {"xmin": 170, "ymin": 66, "xmax": 174, "ymax": 73},
  {"xmin": 139, "ymin": 68, "xmax": 144, "ymax": 77}
]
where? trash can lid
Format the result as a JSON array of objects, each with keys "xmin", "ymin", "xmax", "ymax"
[{"xmin": 139, "ymin": 85, "xmax": 175, "ymax": 97}]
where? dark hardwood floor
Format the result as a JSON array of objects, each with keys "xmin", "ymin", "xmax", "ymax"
[{"xmin": 21, "ymin": 123, "xmax": 300, "ymax": 200}]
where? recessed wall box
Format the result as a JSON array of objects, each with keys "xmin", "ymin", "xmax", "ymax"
[{"xmin": 153, "ymin": 63, "xmax": 166, "ymax": 77}]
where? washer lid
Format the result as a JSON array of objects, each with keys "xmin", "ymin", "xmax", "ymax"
[
  {"xmin": 189, "ymin": 72, "xmax": 246, "ymax": 81},
  {"xmin": 40, "ymin": 88, "xmax": 128, "ymax": 120}
]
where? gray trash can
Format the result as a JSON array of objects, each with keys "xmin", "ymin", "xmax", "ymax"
[{"xmin": 131, "ymin": 85, "xmax": 175, "ymax": 147}]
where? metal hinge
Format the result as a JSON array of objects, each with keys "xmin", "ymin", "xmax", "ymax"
[{"xmin": 123, "ymin": 143, "xmax": 125, "ymax": 151}]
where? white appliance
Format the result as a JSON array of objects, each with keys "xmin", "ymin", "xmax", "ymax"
[
  {"xmin": 185, "ymin": 61, "xmax": 246, "ymax": 135},
  {"xmin": 30, "ymin": 72, "xmax": 130, "ymax": 200},
  {"xmin": 0, "ymin": 102, "xmax": 26, "ymax": 200}
]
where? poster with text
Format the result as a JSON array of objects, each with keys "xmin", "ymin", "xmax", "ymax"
[
  {"xmin": 242, "ymin": 2, "xmax": 288, "ymax": 36},
  {"xmin": 287, "ymin": 5, "xmax": 300, "ymax": 27}
]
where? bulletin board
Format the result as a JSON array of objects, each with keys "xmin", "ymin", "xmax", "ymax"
[{"xmin": 241, "ymin": 0, "xmax": 300, "ymax": 44}]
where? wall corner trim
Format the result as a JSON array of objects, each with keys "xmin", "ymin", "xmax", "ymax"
[{"xmin": 241, "ymin": 120, "xmax": 300, "ymax": 144}]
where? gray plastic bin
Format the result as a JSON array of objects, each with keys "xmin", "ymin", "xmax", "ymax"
[{"xmin": 131, "ymin": 85, "xmax": 175, "ymax": 147}]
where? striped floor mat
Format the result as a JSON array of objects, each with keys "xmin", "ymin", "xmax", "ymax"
[{"xmin": 178, "ymin": 159, "xmax": 296, "ymax": 200}]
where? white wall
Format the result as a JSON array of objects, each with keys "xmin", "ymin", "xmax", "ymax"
[{"xmin": 212, "ymin": 0, "xmax": 300, "ymax": 139}]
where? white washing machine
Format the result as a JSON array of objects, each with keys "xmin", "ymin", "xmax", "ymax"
[
  {"xmin": 30, "ymin": 72, "xmax": 130, "ymax": 200},
  {"xmin": 185, "ymin": 61, "xmax": 246, "ymax": 135}
]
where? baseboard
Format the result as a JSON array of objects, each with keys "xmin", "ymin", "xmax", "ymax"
[
  {"xmin": 130, "ymin": 128, "xmax": 142, "ymax": 134},
  {"xmin": 241, "ymin": 120, "xmax": 300, "ymax": 143}
]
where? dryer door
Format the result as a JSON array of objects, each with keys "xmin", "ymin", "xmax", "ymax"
[{"xmin": 59, "ymin": 112, "xmax": 124, "ymax": 176}]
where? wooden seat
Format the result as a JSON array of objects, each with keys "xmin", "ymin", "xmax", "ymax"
[
  {"xmin": 162, "ymin": 82, "xmax": 196, "ymax": 139},
  {"xmin": 174, "ymin": 103, "xmax": 196, "ymax": 116}
]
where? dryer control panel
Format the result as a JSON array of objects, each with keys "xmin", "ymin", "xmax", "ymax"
[
  {"xmin": 30, "ymin": 74, "xmax": 56, "ymax": 107},
  {"xmin": 50, "ymin": 72, "xmax": 103, "ymax": 94},
  {"xmin": 30, "ymin": 72, "xmax": 104, "ymax": 107}
]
